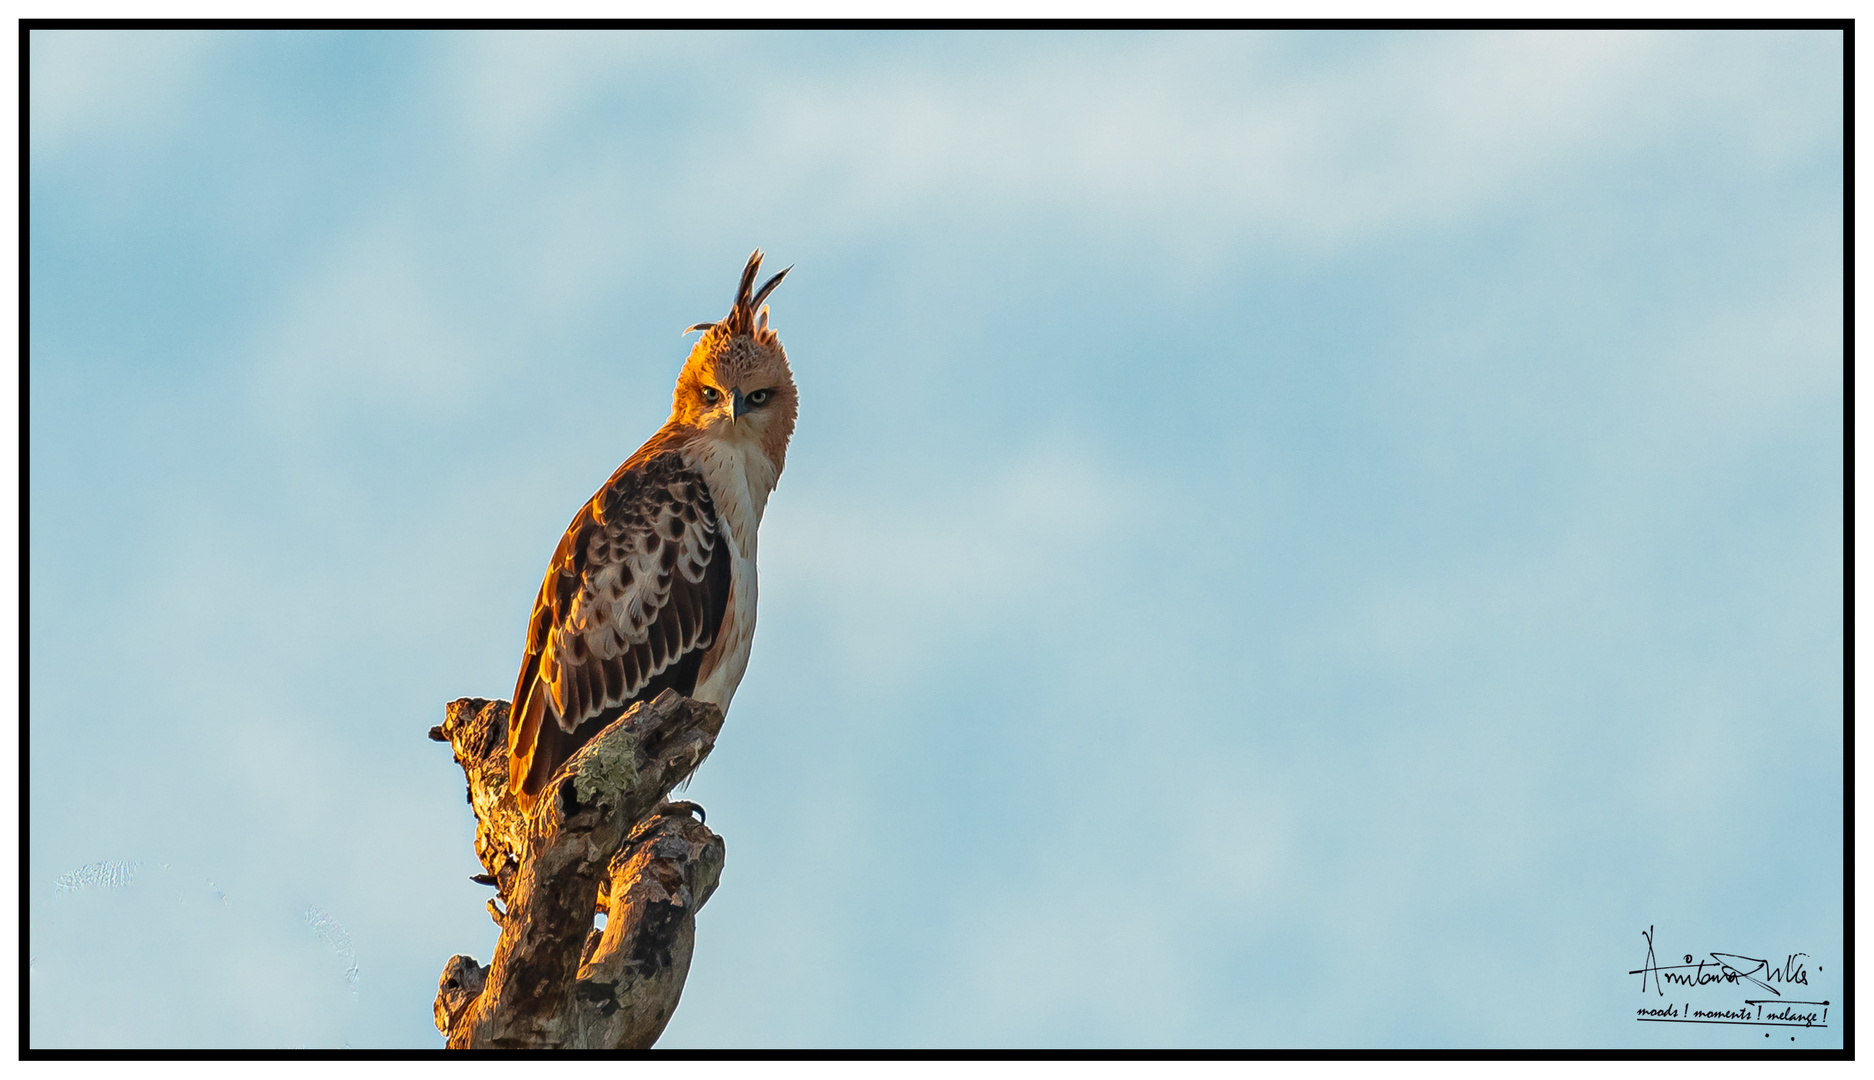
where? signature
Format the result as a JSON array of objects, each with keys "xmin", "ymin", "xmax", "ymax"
[
  {"xmin": 1630, "ymin": 926, "xmax": 1827, "ymax": 1030},
  {"xmin": 1632, "ymin": 926, "xmax": 1811, "ymax": 996}
]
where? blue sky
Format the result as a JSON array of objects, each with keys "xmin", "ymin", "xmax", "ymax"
[{"xmin": 27, "ymin": 29, "xmax": 1843, "ymax": 1049}]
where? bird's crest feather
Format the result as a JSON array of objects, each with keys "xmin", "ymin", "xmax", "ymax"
[{"xmin": 690, "ymin": 249, "xmax": 790, "ymax": 344}]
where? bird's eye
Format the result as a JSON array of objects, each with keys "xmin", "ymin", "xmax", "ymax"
[
  {"xmin": 746, "ymin": 389, "xmax": 772, "ymax": 407},
  {"xmin": 701, "ymin": 387, "xmax": 719, "ymax": 404}
]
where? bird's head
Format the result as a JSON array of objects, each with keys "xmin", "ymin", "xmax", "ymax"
[{"xmin": 673, "ymin": 249, "xmax": 798, "ymax": 468}]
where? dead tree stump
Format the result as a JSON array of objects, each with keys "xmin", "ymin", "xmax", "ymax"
[{"xmin": 428, "ymin": 689, "xmax": 727, "ymax": 1049}]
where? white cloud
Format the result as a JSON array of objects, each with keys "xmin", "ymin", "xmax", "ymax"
[
  {"xmin": 760, "ymin": 442, "xmax": 1136, "ymax": 693},
  {"xmin": 678, "ymin": 33, "xmax": 1811, "ymax": 252},
  {"xmin": 443, "ymin": 29, "xmax": 671, "ymax": 155},
  {"xmin": 410, "ymin": 31, "xmax": 1838, "ymax": 279},
  {"xmin": 244, "ymin": 219, "xmax": 495, "ymax": 433},
  {"xmin": 29, "ymin": 29, "xmax": 222, "ymax": 159}
]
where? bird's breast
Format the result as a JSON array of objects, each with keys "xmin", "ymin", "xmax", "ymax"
[
  {"xmin": 684, "ymin": 433, "xmax": 776, "ymax": 555},
  {"xmin": 682, "ymin": 435, "xmax": 775, "ymax": 713}
]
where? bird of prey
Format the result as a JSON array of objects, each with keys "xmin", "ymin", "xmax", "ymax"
[{"xmin": 506, "ymin": 251, "xmax": 797, "ymax": 807}]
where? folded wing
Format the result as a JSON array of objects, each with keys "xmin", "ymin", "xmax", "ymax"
[{"xmin": 507, "ymin": 451, "xmax": 731, "ymax": 803}]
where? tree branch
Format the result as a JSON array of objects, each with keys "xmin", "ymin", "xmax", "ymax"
[{"xmin": 430, "ymin": 690, "xmax": 726, "ymax": 1048}]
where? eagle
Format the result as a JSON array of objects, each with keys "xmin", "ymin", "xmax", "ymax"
[{"xmin": 506, "ymin": 250, "xmax": 797, "ymax": 807}]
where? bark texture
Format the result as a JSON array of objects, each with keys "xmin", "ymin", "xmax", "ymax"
[{"xmin": 429, "ymin": 690, "xmax": 726, "ymax": 1049}]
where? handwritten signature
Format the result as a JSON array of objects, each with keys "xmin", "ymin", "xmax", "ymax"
[
  {"xmin": 1631, "ymin": 926, "xmax": 1811, "ymax": 996},
  {"xmin": 1631, "ymin": 926, "xmax": 1827, "ymax": 1030}
]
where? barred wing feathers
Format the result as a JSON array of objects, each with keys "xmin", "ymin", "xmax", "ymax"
[{"xmin": 507, "ymin": 450, "xmax": 732, "ymax": 801}]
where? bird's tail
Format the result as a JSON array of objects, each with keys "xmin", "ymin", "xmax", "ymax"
[{"xmin": 507, "ymin": 680, "xmax": 561, "ymax": 810}]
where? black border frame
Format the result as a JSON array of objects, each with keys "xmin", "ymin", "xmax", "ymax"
[{"xmin": 15, "ymin": 17, "xmax": 1856, "ymax": 1062}]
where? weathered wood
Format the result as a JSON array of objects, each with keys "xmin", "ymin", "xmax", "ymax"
[{"xmin": 431, "ymin": 690, "xmax": 726, "ymax": 1049}]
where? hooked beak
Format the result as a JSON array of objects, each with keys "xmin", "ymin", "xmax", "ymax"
[{"xmin": 729, "ymin": 387, "xmax": 748, "ymax": 421}]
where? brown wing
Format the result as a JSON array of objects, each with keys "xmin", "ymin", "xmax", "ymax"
[{"xmin": 507, "ymin": 450, "xmax": 732, "ymax": 804}]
